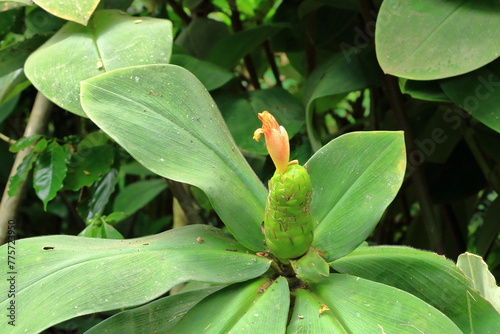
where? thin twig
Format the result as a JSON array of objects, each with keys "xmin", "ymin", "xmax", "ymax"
[
  {"xmin": 0, "ymin": 133, "xmax": 15, "ymax": 144},
  {"xmin": 262, "ymin": 40, "xmax": 282, "ymax": 87},
  {"xmin": 228, "ymin": 0, "xmax": 261, "ymax": 89},
  {"xmin": 0, "ymin": 92, "xmax": 53, "ymax": 245},
  {"xmin": 166, "ymin": 0, "xmax": 191, "ymax": 25}
]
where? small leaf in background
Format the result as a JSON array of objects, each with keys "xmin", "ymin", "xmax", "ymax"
[
  {"xmin": 7, "ymin": 151, "xmax": 37, "ymax": 196},
  {"xmin": 303, "ymin": 47, "xmax": 380, "ymax": 150},
  {"xmin": 0, "ymin": 35, "xmax": 49, "ymax": 78},
  {"xmin": 33, "ymin": 0, "xmax": 100, "ymax": 25},
  {"xmin": 113, "ymin": 179, "xmax": 168, "ymax": 216},
  {"xmin": 64, "ymin": 144, "xmax": 115, "ymax": 191},
  {"xmin": 33, "ymin": 137, "xmax": 48, "ymax": 152},
  {"xmin": 207, "ymin": 23, "xmax": 287, "ymax": 70},
  {"xmin": 399, "ymin": 78, "xmax": 451, "ymax": 103},
  {"xmin": 457, "ymin": 252, "xmax": 500, "ymax": 313},
  {"xmin": 33, "ymin": 141, "xmax": 67, "ymax": 210},
  {"xmin": 9, "ymin": 134, "xmax": 42, "ymax": 152},
  {"xmin": 170, "ymin": 54, "xmax": 234, "ymax": 91},
  {"xmin": 86, "ymin": 168, "xmax": 119, "ymax": 221},
  {"xmin": 25, "ymin": 10, "xmax": 173, "ymax": 116},
  {"xmin": 0, "ymin": 68, "xmax": 31, "ymax": 105},
  {"xmin": 440, "ymin": 60, "xmax": 500, "ymax": 134},
  {"xmin": 215, "ymin": 87, "xmax": 304, "ymax": 155},
  {"xmin": 104, "ymin": 211, "xmax": 128, "ymax": 224},
  {"xmin": 25, "ymin": 6, "xmax": 66, "ymax": 34},
  {"xmin": 79, "ymin": 218, "xmax": 124, "ymax": 239},
  {"xmin": 376, "ymin": 0, "xmax": 500, "ymax": 80}
]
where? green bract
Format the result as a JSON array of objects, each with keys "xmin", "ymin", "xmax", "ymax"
[{"xmin": 264, "ymin": 164, "xmax": 314, "ymax": 262}]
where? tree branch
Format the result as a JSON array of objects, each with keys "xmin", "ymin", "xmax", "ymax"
[{"xmin": 0, "ymin": 92, "xmax": 53, "ymax": 245}]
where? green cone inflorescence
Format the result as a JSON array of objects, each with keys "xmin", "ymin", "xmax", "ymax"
[{"xmin": 264, "ymin": 164, "xmax": 314, "ymax": 262}]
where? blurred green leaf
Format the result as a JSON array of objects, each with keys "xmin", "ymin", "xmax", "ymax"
[
  {"xmin": 33, "ymin": 141, "xmax": 67, "ymax": 210},
  {"xmin": 7, "ymin": 151, "xmax": 36, "ymax": 196},
  {"xmin": 457, "ymin": 252, "xmax": 500, "ymax": 313},
  {"xmin": 0, "ymin": 35, "xmax": 49, "ymax": 78},
  {"xmin": 303, "ymin": 48, "xmax": 379, "ymax": 150},
  {"xmin": 307, "ymin": 131, "xmax": 406, "ymax": 261},
  {"xmin": 169, "ymin": 277, "xmax": 289, "ymax": 333},
  {"xmin": 79, "ymin": 219, "xmax": 124, "ymax": 239},
  {"xmin": 86, "ymin": 168, "xmax": 119, "ymax": 220},
  {"xmin": 215, "ymin": 87, "xmax": 304, "ymax": 154},
  {"xmin": 175, "ymin": 17, "xmax": 228, "ymax": 60},
  {"xmin": 331, "ymin": 246, "xmax": 500, "ymax": 333},
  {"xmin": 0, "ymin": 225, "xmax": 270, "ymax": 334},
  {"xmin": 113, "ymin": 179, "xmax": 167, "ymax": 216},
  {"xmin": 0, "ymin": 69, "xmax": 31, "ymax": 104},
  {"xmin": 207, "ymin": 23, "xmax": 287, "ymax": 70},
  {"xmin": 399, "ymin": 78, "xmax": 451, "ymax": 102},
  {"xmin": 440, "ymin": 60, "xmax": 500, "ymax": 133},
  {"xmin": 376, "ymin": 0, "xmax": 500, "ymax": 80},
  {"xmin": 85, "ymin": 286, "xmax": 225, "ymax": 334},
  {"xmin": 9, "ymin": 134, "xmax": 42, "ymax": 152},
  {"xmin": 170, "ymin": 54, "xmax": 234, "ymax": 91},
  {"xmin": 81, "ymin": 64, "xmax": 267, "ymax": 252},
  {"xmin": 33, "ymin": 0, "xmax": 100, "ymax": 25},
  {"xmin": 64, "ymin": 144, "xmax": 115, "ymax": 191},
  {"xmin": 25, "ymin": 10, "xmax": 173, "ymax": 116}
]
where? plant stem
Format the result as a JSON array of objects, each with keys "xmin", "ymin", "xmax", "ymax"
[
  {"xmin": 263, "ymin": 40, "xmax": 282, "ymax": 87},
  {"xmin": 228, "ymin": 0, "xmax": 261, "ymax": 89},
  {"xmin": 166, "ymin": 0, "xmax": 191, "ymax": 25},
  {"xmin": 0, "ymin": 92, "xmax": 53, "ymax": 245},
  {"xmin": 0, "ymin": 133, "xmax": 15, "ymax": 144},
  {"xmin": 166, "ymin": 179, "xmax": 203, "ymax": 225}
]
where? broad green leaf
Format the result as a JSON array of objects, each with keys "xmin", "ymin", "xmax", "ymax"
[
  {"xmin": 307, "ymin": 131, "xmax": 406, "ymax": 261},
  {"xmin": 0, "ymin": 35, "xmax": 48, "ymax": 78},
  {"xmin": 64, "ymin": 144, "xmax": 114, "ymax": 191},
  {"xmin": 170, "ymin": 54, "xmax": 234, "ymax": 91},
  {"xmin": 33, "ymin": 141, "xmax": 67, "ymax": 210},
  {"xmin": 399, "ymin": 78, "xmax": 451, "ymax": 102},
  {"xmin": 215, "ymin": 87, "xmax": 304, "ymax": 155},
  {"xmin": 168, "ymin": 277, "xmax": 289, "ymax": 333},
  {"xmin": 457, "ymin": 252, "xmax": 500, "ymax": 314},
  {"xmin": 0, "ymin": 225, "xmax": 270, "ymax": 334},
  {"xmin": 9, "ymin": 134, "xmax": 42, "ymax": 152},
  {"xmin": 440, "ymin": 60, "xmax": 500, "ymax": 133},
  {"xmin": 290, "ymin": 248, "xmax": 329, "ymax": 283},
  {"xmin": 113, "ymin": 179, "xmax": 167, "ymax": 216},
  {"xmin": 309, "ymin": 274, "xmax": 462, "ymax": 333},
  {"xmin": 303, "ymin": 48, "xmax": 379, "ymax": 150},
  {"xmin": 81, "ymin": 64, "xmax": 267, "ymax": 252},
  {"xmin": 287, "ymin": 289, "xmax": 349, "ymax": 333},
  {"xmin": 7, "ymin": 151, "xmax": 37, "ymax": 196},
  {"xmin": 376, "ymin": 0, "xmax": 500, "ymax": 80},
  {"xmin": 331, "ymin": 246, "xmax": 500, "ymax": 333},
  {"xmin": 86, "ymin": 168, "xmax": 119, "ymax": 220},
  {"xmin": 25, "ymin": 10, "xmax": 173, "ymax": 116},
  {"xmin": 85, "ymin": 286, "xmax": 225, "ymax": 334},
  {"xmin": 1, "ymin": 1, "xmax": 30, "ymax": 10},
  {"xmin": 207, "ymin": 23, "xmax": 287, "ymax": 70},
  {"xmin": 33, "ymin": 0, "xmax": 100, "ymax": 25}
]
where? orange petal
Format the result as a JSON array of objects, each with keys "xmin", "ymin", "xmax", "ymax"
[{"xmin": 254, "ymin": 111, "xmax": 290, "ymax": 174}]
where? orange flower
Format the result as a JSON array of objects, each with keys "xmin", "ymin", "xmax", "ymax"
[{"xmin": 253, "ymin": 111, "xmax": 290, "ymax": 174}]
